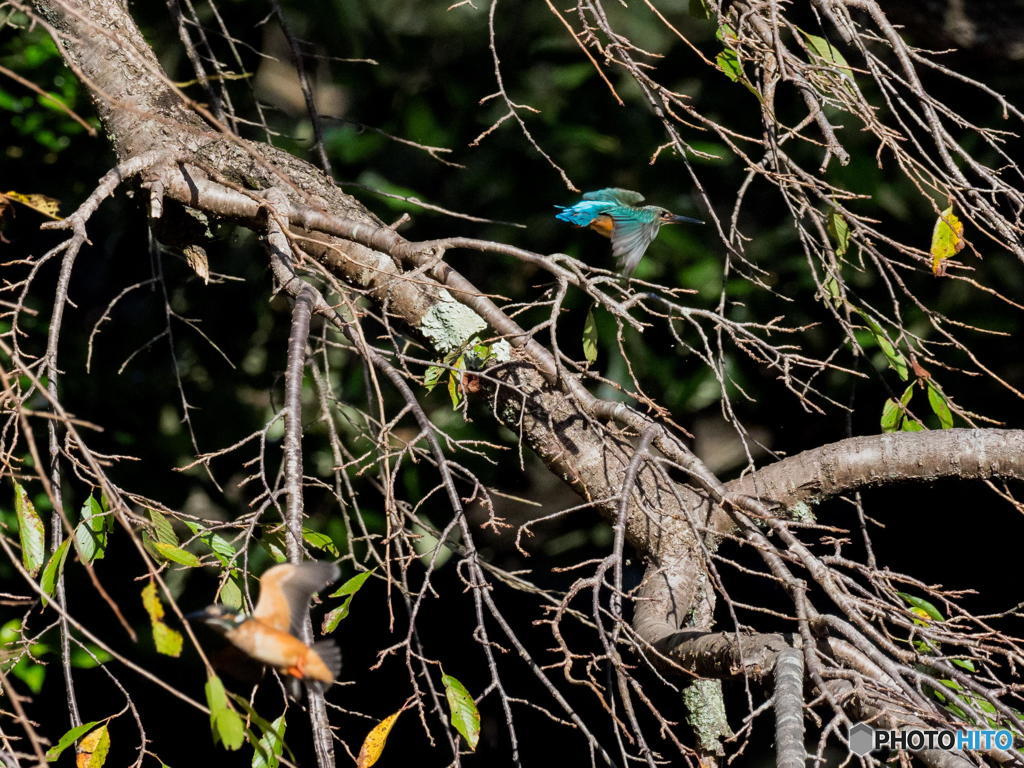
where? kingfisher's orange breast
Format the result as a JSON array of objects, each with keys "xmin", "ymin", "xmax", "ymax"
[
  {"xmin": 587, "ymin": 214, "xmax": 615, "ymax": 239},
  {"xmin": 225, "ymin": 619, "xmax": 335, "ymax": 683}
]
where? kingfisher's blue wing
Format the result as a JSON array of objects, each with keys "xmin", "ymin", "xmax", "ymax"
[
  {"xmin": 554, "ymin": 199, "xmax": 614, "ymax": 227},
  {"xmin": 582, "ymin": 188, "xmax": 645, "ymax": 206},
  {"xmin": 610, "ymin": 217, "xmax": 659, "ymax": 277}
]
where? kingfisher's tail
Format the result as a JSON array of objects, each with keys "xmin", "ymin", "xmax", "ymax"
[
  {"xmin": 553, "ymin": 205, "xmax": 578, "ymax": 224},
  {"xmin": 312, "ymin": 639, "xmax": 342, "ymax": 680},
  {"xmin": 555, "ymin": 202, "xmax": 605, "ymax": 227},
  {"xmin": 285, "ymin": 640, "xmax": 342, "ymax": 700}
]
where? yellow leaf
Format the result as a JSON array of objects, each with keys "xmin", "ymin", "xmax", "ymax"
[
  {"xmin": 76, "ymin": 724, "xmax": 110, "ymax": 768},
  {"xmin": 141, "ymin": 581, "xmax": 165, "ymax": 621},
  {"xmin": 141, "ymin": 581, "xmax": 183, "ymax": 657},
  {"xmin": 356, "ymin": 710, "xmax": 402, "ymax": 768},
  {"xmin": 930, "ymin": 205, "xmax": 965, "ymax": 276},
  {"xmin": 152, "ymin": 621, "xmax": 183, "ymax": 657},
  {"xmin": 2, "ymin": 191, "xmax": 62, "ymax": 220}
]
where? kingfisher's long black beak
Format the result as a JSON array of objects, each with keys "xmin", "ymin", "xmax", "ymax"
[
  {"xmin": 185, "ymin": 607, "xmax": 214, "ymax": 621},
  {"xmin": 672, "ymin": 214, "xmax": 704, "ymax": 225}
]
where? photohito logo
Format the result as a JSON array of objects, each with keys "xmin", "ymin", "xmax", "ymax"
[{"xmin": 848, "ymin": 723, "xmax": 1013, "ymax": 756}]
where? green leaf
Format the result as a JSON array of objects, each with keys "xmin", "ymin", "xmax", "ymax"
[
  {"xmin": 75, "ymin": 494, "xmax": 111, "ymax": 564},
  {"xmin": 715, "ymin": 23, "xmax": 737, "ymax": 42},
  {"xmin": 45, "ymin": 719, "xmax": 100, "ymax": 761},
  {"xmin": 70, "ymin": 644, "xmax": 112, "ymax": 669},
  {"xmin": 226, "ymin": 693, "xmax": 286, "ymax": 744},
  {"xmin": 897, "ymin": 592, "xmax": 945, "ymax": 622},
  {"xmin": 880, "ymin": 398, "xmax": 901, "ymax": 433},
  {"xmin": 930, "ymin": 205, "xmax": 965, "ymax": 276},
  {"xmin": 711, "ymin": 26, "xmax": 762, "ymax": 99},
  {"xmin": 302, "ymin": 528, "xmax": 339, "ymax": 557},
  {"xmin": 13, "ymin": 482, "xmax": 45, "ymax": 576},
  {"xmin": 827, "ymin": 210, "xmax": 850, "ymax": 257},
  {"xmin": 141, "ymin": 581, "xmax": 184, "ymax": 657},
  {"xmin": 410, "ymin": 523, "xmax": 453, "ymax": 570},
  {"xmin": 927, "ymin": 382, "xmax": 954, "ymax": 429},
  {"xmin": 76, "ymin": 724, "xmax": 110, "ymax": 768},
  {"xmin": 447, "ymin": 370, "xmax": 459, "ymax": 407},
  {"xmin": 822, "ymin": 276, "xmax": 842, "ymax": 306},
  {"xmin": 226, "ymin": 694, "xmax": 295, "ymax": 766},
  {"xmin": 939, "ymin": 702, "xmax": 968, "ymax": 720},
  {"xmin": 219, "ymin": 575, "xmax": 243, "ymax": 609},
  {"xmin": 183, "ymin": 521, "xmax": 237, "ymax": 565},
  {"xmin": 328, "ymin": 568, "xmax": 375, "ymax": 600},
  {"xmin": 857, "ymin": 312, "xmax": 908, "ymax": 380},
  {"xmin": 876, "ymin": 335, "xmax": 908, "ymax": 380},
  {"xmin": 953, "ymin": 658, "xmax": 977, "ymax": 673},
  {"xmin": 262, "ymin": 538, "xmax": 288, "ymax": 564},
  {"xmin": 881, "ymin": 383, "xmax": 915, "ymax": 433},
  {"xmin": 472, "ymin": 343, "xmax": 493, "ymax": 362},
  {"xmin": 582, "ymin": 308, "xmax": 598, "ymax": 363},
  {"xmin": 12, "ymin": 657, "xmax": 45, "ymax": 692},
  {"xmin": 152, "ymin": 541, "xmax": 202, "ymax": 567},
  {"xmin": 901, "ymin": 418, "xmax": 926, "ymax": 432},
  {"xmin": 1, "ymin": 618, "xmax": 21, "ymax": 644},
  {"xmin": 442, "ymin": 673, "xmax": 480, "ymax": 751},
  {"xmin": 323, "ymin": 569, "xmax": 375, "ymax": 633},
  {"xmin": 974, "ymin": 694, "xmax": 996, "ymax": 714},
  {"xmin": 206, "ymin": 675, "xmax": 245, "ymax": 751},
  {"xmin": 801, "ymin": 31, "xmax": 850, "ymax": 69},
  {"xmin": 40, "ymin": 536, "xmax": 72, "ymax": 602},
  {"xmin": 448, "ymin": 356, "xmax": 465, "ymax": 409},
  {"xmin": 900, "ymin": 384, "xmax": 915, "ymax": 407},
  {"xmin": 252, "ymin": 713, "xmax": 287, "ymax": 768},
  {"xmin": 913, "ymin": 638, "xmax": 936, "ymax": 655},
  {"xmin": 148, "ymin": 508, "xmax": 178, "ymax": 547},
  {"xmin": 423, "ymin": 365, "xmax": 444, "ymax": 392},
  {"xmin": 716, "ymin": 48, "xmax": 742, "ymax": 82}
]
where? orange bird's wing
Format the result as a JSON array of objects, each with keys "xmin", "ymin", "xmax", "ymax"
[{"xmin": 252, "ymin": 561, "xmax": 340, "ymax": 636}]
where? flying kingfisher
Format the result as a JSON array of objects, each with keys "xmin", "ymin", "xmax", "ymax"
[
  {"xmin": 189, "ymin": 561, "xmax": 341, "ymax": 688},
  {"xmin": 555, "ymin": 188, "xmax": 703, "ymax": 276}
]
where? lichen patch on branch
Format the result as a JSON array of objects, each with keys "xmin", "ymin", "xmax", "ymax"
[{"xmin": 417, "ymin": 290, "xmax": 488, "ymax": 355}]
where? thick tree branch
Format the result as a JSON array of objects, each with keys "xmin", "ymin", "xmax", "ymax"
[
  {"xmin": 774, "ymin": 647, "xmax": 806, "ymax": 768},
  {"xmin": 636, "ymin": 428, "xmax": 1024, "ymax": 650},
  {"xmin": 724, "ymin": 428, "xmax": 1024, "ymax": 521},
  {"xmin": 266, "ymin": 192, "xmax": 335, "ymax": 768}
]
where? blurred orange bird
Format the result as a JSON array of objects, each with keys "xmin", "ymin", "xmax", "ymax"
[{"xmin": 189, "ymin": 561, "xmax": 341, "ymax": 685}]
